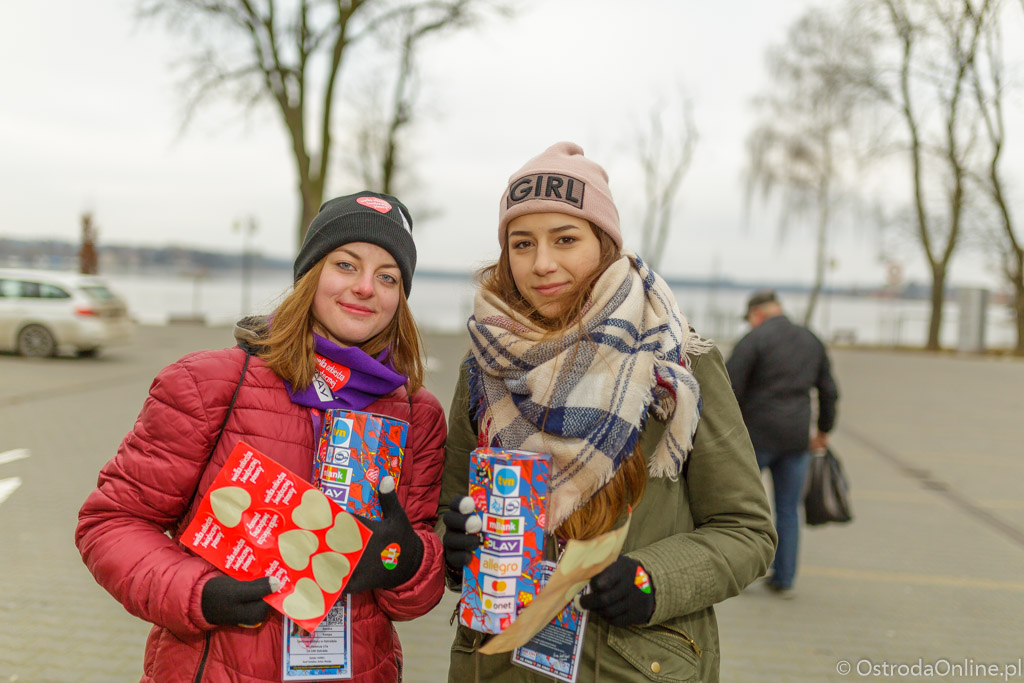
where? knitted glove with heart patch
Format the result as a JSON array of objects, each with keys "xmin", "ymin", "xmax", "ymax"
[
  {"xmin": 345, "ymin": 476, "xmax": 424, "ymax": 593},
  {"xmin": 577, "ymin": 555, "xmax": 656, "ymax": 627}
]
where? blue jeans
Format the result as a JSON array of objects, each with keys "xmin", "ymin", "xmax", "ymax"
[{"xmin": 756, "ymin": 449, "xmax": 812, "ymax": 589}]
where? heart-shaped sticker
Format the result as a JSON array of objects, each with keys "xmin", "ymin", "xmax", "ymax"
[
  {"xmin": 209, "ymin": 486, "xmax": 251, "ymax": 528},
  {"xmin": 291, "ymin": 488, "xmax": 333, "ymax": 531},
  {"xmin": 281, "ymin": 577, "xmax": 326, "ymax": 621},
  {"xmin": 278, "ymin": 528, "xmax": 319, "ymax": 570},
  {"xmin": 311, "ymin": 551, "xmax": 352, "ymax": 593},
  {"xmin": 324, "ymin": 511, "xmax": 363, "ymax": 553},
  {"xmin": 365, "ymin": 466, "xmax": 380, "ymax": 485}
]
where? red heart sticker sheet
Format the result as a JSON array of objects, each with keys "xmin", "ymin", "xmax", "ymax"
[{"xmin": 182, "ymin": 441, "xmax": 372, "ymax": 632}]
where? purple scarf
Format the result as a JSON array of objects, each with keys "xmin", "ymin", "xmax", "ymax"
[{"xmin": 286, "ymin": 334, "xmax": 407, "ymax": 411}]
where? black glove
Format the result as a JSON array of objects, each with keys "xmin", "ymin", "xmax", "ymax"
[
  {"xmin": 345, "ymin": 476, "xmax": 424, "ymax": 593},
  {"xmin": 578, "ymin": 555, "xmax": 656, "ymax": 627},
  {"xmin": 441, "ymin": 495, "xmax": 482, "ymax": 587},
  {"xmin": 200, "ymin": 575, "xmax": 279, "ymax": 627}
]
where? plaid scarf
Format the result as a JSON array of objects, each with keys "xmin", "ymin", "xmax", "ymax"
[{"xmin": 467, "ymin": 252, "xmax": 712, "ymax": 530}]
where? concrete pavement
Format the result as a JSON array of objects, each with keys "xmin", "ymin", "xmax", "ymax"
[{"xmin": 1, "ymin": 326, "xmax": 1022, "ymax": 681}]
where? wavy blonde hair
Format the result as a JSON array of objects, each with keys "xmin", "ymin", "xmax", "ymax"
[
  {"xmin": 477, "ymin": 223, "xmax": 646, "ymax": 540},
  {"xmin": 255, "ymin": 258, "xmax": 424, "ymax": 394}
]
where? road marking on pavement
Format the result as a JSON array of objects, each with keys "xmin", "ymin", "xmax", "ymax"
[
  {"xmin": 0, "ymin": 448, "xmax": 31, "ymax": 465},
  {"xmin": 0, "ymin": 449, "xmax": 29, "ymax": 507},
  {"xmin": 0, "ymin": 477, "xmax": 22, "ymax": 506},
  {"xmin": 802, "ymin": 565, "xmax": 1024, "ymax": 593}
]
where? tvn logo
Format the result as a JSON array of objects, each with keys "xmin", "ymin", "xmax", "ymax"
[
  {"xmin": 492, "ymin": 465, "xmax": 521, "ymax": 497},
  {"xmin": 480, "ymin": 574, "xmax": 518, "ymax": 597},
  {"xmin": 329, "ymin": 418, "xmax": 354, "ymax": 447},
  {"xmin": 485, "ymin": 514, "xmax": 524, "ymax": 536},
  {"xmin": 320, "ymin": 465, "xmax": 352, "ymax": 485},
  {"xmin": 328, "ymin": 447, "xmax": 351, "ymax": 466},
  {"xmin": 482, "ymin": 595, "xmax": 516, "ymax": 613},
  {"xmin": 478, "ymin": 552, "xmax": 522, "ymax": 577},
  {"xmin": 485, "ymin": 536, "xmax": 522, "ymax": 556},
  {"xmin": 321, "ymin": 483, "xmax": 350, "ymax": 505}
]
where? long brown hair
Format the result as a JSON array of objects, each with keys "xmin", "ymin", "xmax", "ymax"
[
  {"xmin": 255, "ymin": 258, "xmax": 424, "ymax": 394},
  {"xmin": 477, "ymin": 222, "xmax": 646, "ymax": 539}
]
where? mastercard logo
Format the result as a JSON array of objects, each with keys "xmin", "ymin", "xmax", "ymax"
[{"xmin": 492, "ymin": 580, "xmax": 507, "ymax": 591}]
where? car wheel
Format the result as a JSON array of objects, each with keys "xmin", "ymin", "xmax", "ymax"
[
  {"xmin": 76, "ymin": 348, "xmax": 100, "ymax": 358},
  {"xmin": 17, "ymin": 324, "xmax": 57, "ymax": 358}
]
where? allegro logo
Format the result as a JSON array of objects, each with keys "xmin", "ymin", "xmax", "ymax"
[{"xmin": 479, "ymin": 553, "xmax": 522, "ymax": 577}]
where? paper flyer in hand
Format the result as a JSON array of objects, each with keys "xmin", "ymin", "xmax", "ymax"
[
  {"xmin": 313, "ymin": 410, "xmax": 408, "ymax": 521},
  {"xmin": 182, "ymin": 441, "xmax": 372, "ymax": 632},
  {"xmin": 479, "ymin": 513, "xmax": 631, "ymax": 655}
]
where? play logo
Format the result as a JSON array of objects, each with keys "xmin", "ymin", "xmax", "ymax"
[
  {"xmin": 320, "ymin": 483, "xmax": 349, "ymax": 505},
  {"xmin": 493, "ymin": 465, "xmax": 521, "ymax": 496},
  {"xmin": 485, "ymin": 536, "xmax": 522, "ymax": 556}
]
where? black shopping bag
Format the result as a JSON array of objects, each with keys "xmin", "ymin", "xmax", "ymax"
[{"xmin": 804, "ymin": 448, "xmax": 852, "ymax": 526}]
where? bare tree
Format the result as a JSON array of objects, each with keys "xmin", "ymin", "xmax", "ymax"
[
  {"xmin": 967, "ymin": 0, "xmax": 1024, "ymax": 354},
  {"xmin": 352, "ymin": 1, "xmax": 505, "ymax": 196},
  {"xmin": 872, "ymin": 0, "xmax": 990, "ymax": 350},
  {"xmin": 745, "ymin": 6, "xmax": 877, "ymax": 326},
  {"xmin": 633, "ymin": 93, "xmax": 698, "ymax": 272},
  {"xmin": 139, "ymin": 0, "xmax": 502, "ymax": 247}
]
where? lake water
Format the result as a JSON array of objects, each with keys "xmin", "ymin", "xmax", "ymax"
[{"xmin": 100, "ymin": 271, "xmax": 1018, "ymax": 350}]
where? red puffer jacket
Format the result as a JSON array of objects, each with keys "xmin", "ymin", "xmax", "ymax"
[{"xmin": 76, "ymin": 346, "xmax": 447, "ymax": 682}]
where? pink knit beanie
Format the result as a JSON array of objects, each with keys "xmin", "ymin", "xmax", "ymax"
[{"xmin": 498, "ymin": 141, "xmax": 622, "ymax": 248}]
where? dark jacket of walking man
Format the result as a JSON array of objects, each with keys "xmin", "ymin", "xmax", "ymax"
[{"xmin": 726, "ymin": 290, "xmax": 839, "ymax": 597}]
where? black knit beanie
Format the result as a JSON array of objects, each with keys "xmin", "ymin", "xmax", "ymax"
[{"xmin": 294, "ymin": 192, "xmax": 416, "ymax": 296}]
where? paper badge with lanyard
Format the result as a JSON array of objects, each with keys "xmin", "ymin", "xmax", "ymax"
[
  {"xmin": 283, "ymin": 596, "xmax": 353, "ymax": 680},
  {"xmin": 511, "ymin": 561, "xmax": 589, "ymax": 683}
]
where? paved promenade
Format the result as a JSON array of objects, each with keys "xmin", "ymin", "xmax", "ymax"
[{"xmin": 1, "ymin": 325, "xmax": 1022, "ymax": 682}]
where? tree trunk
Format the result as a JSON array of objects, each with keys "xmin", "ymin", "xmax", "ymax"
[
  {"xmin": 926, "ymin": 263, "xmax": 946, "ymax": 350},
  {"xmin": 1014, "ymin": 278, "xmax": 1024, "ymax": 357},
  {"xmin": 297, "ymin": 178, "xmax": 325, "ymax": 248},
  {"xmin": 1013, "ymin": 247, "xmax": 1024, "ymax": 356}
]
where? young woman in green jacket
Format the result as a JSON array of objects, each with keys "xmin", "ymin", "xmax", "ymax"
[{"xmin": 439, "ymin": 142, "xmax": 777, "ymax": 682}]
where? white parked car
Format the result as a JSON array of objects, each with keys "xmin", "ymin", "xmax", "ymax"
[{"xmin": 0, "ymin": 268, "xmax": 135, "ymax": 357}]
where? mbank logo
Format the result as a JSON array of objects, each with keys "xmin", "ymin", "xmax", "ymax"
[{"xmin": 485, "ymin": 515, "xmax": 523, "ymax": 536}]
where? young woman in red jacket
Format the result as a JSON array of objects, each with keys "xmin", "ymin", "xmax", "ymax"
[{"xmin": 77, "ymin": 192, "xmax": 447, "ymax": 682}]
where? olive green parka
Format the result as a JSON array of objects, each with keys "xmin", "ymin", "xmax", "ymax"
[{"xmin": 438, "ymin": 345, "xmax": 776, "ymax": 683}]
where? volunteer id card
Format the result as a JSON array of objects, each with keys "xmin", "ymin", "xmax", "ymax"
[
  {"xmin": 511, "ymin": 561, "xmax": 588, "ymax": 682},
  {"xmin": 282, "ymin": 597, "xmax": 352, "ymax": 680}
]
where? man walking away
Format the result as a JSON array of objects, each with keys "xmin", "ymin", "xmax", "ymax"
[{"xmin": 726, "ymin": 290, "xmax": 839, "ymax": 598}]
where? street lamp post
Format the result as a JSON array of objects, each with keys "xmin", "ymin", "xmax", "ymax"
[{"xmin": 234, "ymin": 217, "xmax": 258, "ymax": 315}]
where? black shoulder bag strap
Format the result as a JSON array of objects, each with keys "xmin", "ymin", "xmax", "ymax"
[
  {"xmin": 208, "ymin": 350, "xmax": 252, "ymax": 457},
  {"xmin": 180, "ymin": 350, "xmax": 252, "ymax": 525}
]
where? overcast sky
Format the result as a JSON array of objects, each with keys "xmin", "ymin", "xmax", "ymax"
[{"xmin": 2, "ymin": 0, "xmax": 1020, "ymax": 289}]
